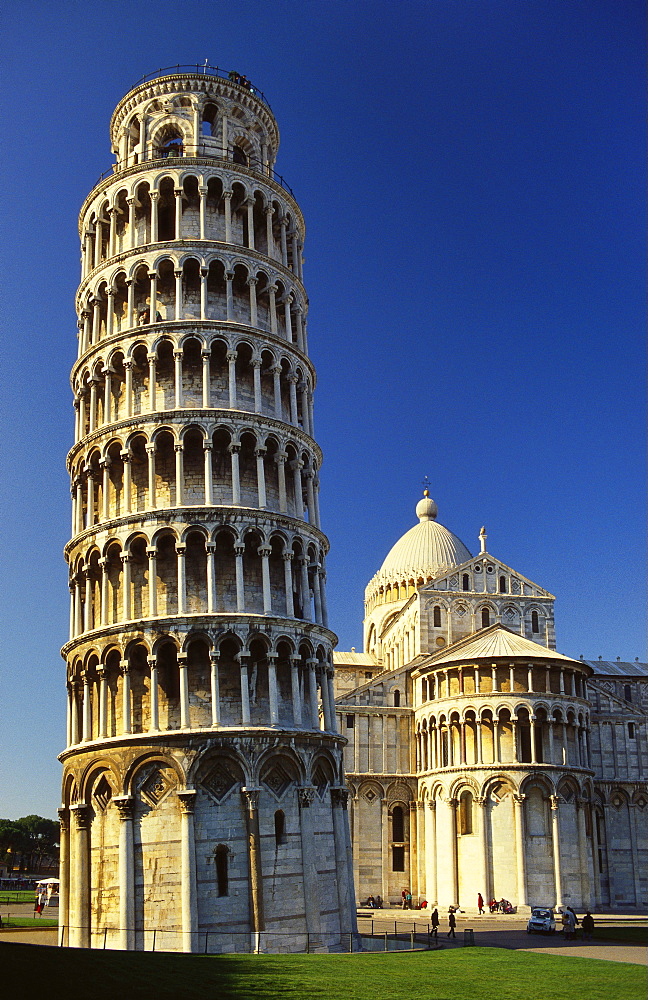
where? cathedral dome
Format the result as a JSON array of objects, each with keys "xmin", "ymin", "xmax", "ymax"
[{"xmin": 377, "ymin": 492, "xmax": 472, "ymax": 583}]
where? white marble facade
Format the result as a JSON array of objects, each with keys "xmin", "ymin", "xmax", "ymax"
[
  {"xmin": 335, "ymin": 495, "xmax": 647, "ymax": 912},
  {"xmin": 59, "ymin": 68, "xmax": 356, "ymax": 953}
]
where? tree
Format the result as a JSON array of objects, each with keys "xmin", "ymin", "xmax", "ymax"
[{"xmin": 0, "ymin": 816, "xmax": 59, "ymax": 874}]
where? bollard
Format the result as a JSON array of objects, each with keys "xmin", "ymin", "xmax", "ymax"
[
  {"xmin": 152, "ymin": 928, "xmax": 156, "ymax": 952},
  {"xmin": 463, "ymin": 928, "xmax": 475, "ymax": 946},
  {"xmin": 384, "ymin": 931, "xmax": 389, "ymax": 952},
  {"xmin": 410, "ymin": 931, "xmax": 414, "ymax": 949},
  {"xmin": 103, "ymin": 927, "xmax": 108, "ymax": 949}
]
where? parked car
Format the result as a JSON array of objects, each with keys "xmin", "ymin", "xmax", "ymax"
[{"xmin": 526, "ymin": 907, "xmax": 556, "ymax": 934}]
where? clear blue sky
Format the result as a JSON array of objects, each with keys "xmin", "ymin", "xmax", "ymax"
[{"xmin": 1, "ymin": 0, "xmax": 645, "ymax": 820}]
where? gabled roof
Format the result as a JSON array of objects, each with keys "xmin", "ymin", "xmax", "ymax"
[
  {"xmin": 584, "ymin": 659, "xmax": 648, "ymax": 678},
  {"xmin": 415, "ymin": 623, "xmax": 583, "ymax": 671},
  {"xmin": 421, "ymin": 550, "xmax": 555, "ymax": 600},
  {"xmin": 333, "ymin": 651, "xmax": 379, "ymax": 667}
]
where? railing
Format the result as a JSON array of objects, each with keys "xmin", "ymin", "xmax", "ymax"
[
  {"xmin": 129, "ymin": 65, "xmax": 271, "ymax": 110},
  {"xmin": 57, "ymin": 922, "xmax": 436, "ymax": 953},
  {"xmin": 93, "ymin": 148, "xmax": 294, "ymax": 197}
]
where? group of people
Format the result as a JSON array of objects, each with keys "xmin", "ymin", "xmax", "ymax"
[
  {"xmin": 561, "ymin": 906, "xmax": 595, "ymax": 941},
  {"xmin": 365, "ymin": 894, "xmax": 383, "ymax": 909},
  {"xmin": 228, "ymin": 70, "xmax": 255, "ymax": 92}
]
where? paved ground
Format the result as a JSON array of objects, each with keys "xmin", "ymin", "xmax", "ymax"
[
  {"xmin": 2, "ymin": 901, "xmax": 645, "ymax": 964},
  {"xmin": 356, "ymin": 908, "xmax": 648, "ymax": 966}
]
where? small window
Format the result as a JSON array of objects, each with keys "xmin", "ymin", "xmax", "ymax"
[
  {"xmin": 499, "ymin": 576, "xmax": 507, "ymax": 593},
  {"xmin": 215, "ymin": 844, "xmax": 228, "ymax": 896},
  {"xmin": 393, "ymin": 689, "xmax": 401, "ymax": 707},
  {"xmin": 628, "ymin": 722, "xmax": 635, "ymax": 739},
  {"xmin": 346, "ymin": 714, "xmax": 355, "ymax": 729},
  {"xmin": 232, "ymin": 145, "xmax": 247, "ymax": 165},
  {"xmin": 462, "ymin": 574, "xmax": 470, "ymax": 591},
  {"xmin": 433, "ymin": 605, "xmax": 442, "ymax": 628},
  {"xmin": 274, "ymin": 810, "xmax": 286, "ymax": 845},
  {"xmin": 531, "ymin": 610, "xmax": 539, "ymax": 633},
  {"xmin": 364, "ymin": 671, "xmax": 373, "ymax": 680},
  {"xmin": 481, "ymin": 608, "xmax": 490, "ymax": 628},
  {"xmin": 392, "ymin": 845, "xmax": 405, "ymax": 872},
  {"xmin": 392, "ymin": 805, "xmax": 404, "ymax": 842},
  {"xmin": 624, "ymin": 685, "xmax": 632, "ymax": 702},
  {"xmin": 421, "ymin": 679, "xmax": 428, "ymax": 702}
]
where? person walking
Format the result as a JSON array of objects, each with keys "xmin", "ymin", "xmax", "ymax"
[
  {"xmin": 477, "ymin": 892, "xmax": 484, "ymax": 915},
  {"xmin": 431, "ymin": 907, "xmax": 439, "ymax": 940},
  {"xmin": 447, "ymin": 909, "xmax": 456, "ymax": 939},
  {"xmin": 581, "ymin": 912, "xmax": 595, "ymax": 942}
]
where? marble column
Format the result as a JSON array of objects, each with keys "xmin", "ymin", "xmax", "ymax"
[
  {"xmin": 513, "ymin": 794, "xmax": 528, "ymax": 906},
  {"xmin": 242, "ymin": 788, "xmax": 265, "ymax": 936},
  {"xmin": 114, "ymin": 796, "xmax": 135, "ymax": 950},
  {"xmin": 550, "ymin": 796, "xmax": 563, "ymax": 908},
  {"xmin": 177, "ymin": 790, "xmax": 198, "ymax": 952}
]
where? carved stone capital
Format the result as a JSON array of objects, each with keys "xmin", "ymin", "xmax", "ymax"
[
  {"xmin": 331, "ymin": 787, "xmax": 349, "ymax": 809},
  {"xmin": 298, "ymin": 786, "xmax": 316, "ymax": 808},
  {"xmin": 177, "ymin": 789, "xmax": 197, "ymax": 815},
  {"xmin": 241, "ymin": 786, "xmax": 261, "ymax": 812},
  {"xmin": 71, "ymin": 803, "xmax": 90, "ymax": 830},
  {"xmin": 113, "ymin": 795, "xmax": 134, "ymax": 821}
]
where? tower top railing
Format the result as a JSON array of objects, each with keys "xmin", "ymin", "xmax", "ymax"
[
  {"xmin": 128, "ymin": 65, "xmax": 272, "ymax": 111},
  {"xmin": 92, "ymin": 147, "xmax": 294, "ymax": 197}
]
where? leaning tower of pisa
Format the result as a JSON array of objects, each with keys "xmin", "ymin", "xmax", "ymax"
[{"xmin": 59, "ymin": 66, "xmax": 356, "ymax": 953}]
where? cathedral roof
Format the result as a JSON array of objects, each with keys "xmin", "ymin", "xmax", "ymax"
[
  {"xmin": 373, "ymin": 492, "xmax": 472, "ymax": 586},
  {"xmin": 418, "ymin": 623, "xmax": 584, "ymax": 669}
]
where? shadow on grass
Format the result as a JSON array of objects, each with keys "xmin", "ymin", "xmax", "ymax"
[{"xmin": 1, "ymin": 940, "xmax": 646, "ymax": 1000}]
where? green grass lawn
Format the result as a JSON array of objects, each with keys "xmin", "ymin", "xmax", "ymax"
[
  {"xmin": 1, "ymin": 917, "xmax": 58, "ymax": 928},
  {"xmin": 594, "ymin": 926, "xmax": 647, "ymax": 945},
  {"xmin": 0, "ymin": 942, "xmax": 644, "ymax": 1000},
  {"xmin": 0, "ymin": 890, "xmax": 34, "ymax": 904}
]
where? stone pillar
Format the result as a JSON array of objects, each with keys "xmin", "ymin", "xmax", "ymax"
[
  {"xmin": 242, "ymin": 788, "xmax": 265, "ymax": 936},
  {"xmin": 146, "ymin": 444, "xmax": 156, "ymax": 509},
  {"xmin": 147, "ymin": 354, "xmax": 157, "ymax": 412},
  {"xmin": 267, "ymin": 653, "xmax": 279, "ymax": 725},
  {"xmin": 225, "ymin": 272, "xmax": 234, "ymax": 321},
  {"xmin": 234, "ymin": 544, "xmax": 245, "ymax": 611},
  {"xmin": 425, "ymin": 801, "xmax": 437, "ymax": 903},
  {"xmin": 57, "ymin": 807, "xmax": 70, "ymax": 946},
  {"xmin": 174, "ymin": 189, "xmax": 183, "ymax": 239},
  {"xmin": 114, "ymin": 796, "xmax": 135, "ymax": 950},
  {"xmin": 436, "ymin": 797, "xmax": 458, "ymax": 906},
  {"xmin": 210, "ymin": 651, "xmax": 220, "ymax": 727},
  {"xmin": 268, "ymin": 283, "xmax": 278, "ymax": 336},
  {"xmin": 239, "ymin": 654, "xmax": 251, "ymax": 724},
  {"xmin": 576, "ymin": 798, "xmax": 591, "ymax": 909},
  {"xmin": 99, "ymin": 557, "xmax": 109, "ymax": 625},
  {"xmin": 276, "ymin": 452, "xmax": 288, "ymax": 512},
  {"xmin": 247, "ymin": 276, "xmax": 257, "ymax": 326},
  {"xmin": 121, "ymin": 450, "xmax": 132, "ymax": 513},
  {"xmin": 252, "ymin": 358, "xmax": 262, "ymax": 412},
  {"xmin": 290, "ymin": 655, "xmax": 302, "ymax": 725},
  {"xmin": 230, "ymin": 443, "xmax": 241, "ymax": 504},
  {"xmin": 70, "ymin": 804, "xmax": 90, "ymax": 948},
  {"xmin": 291, "ymin": 461, "xmax": 303, "ymax": 518},
  {"xmin": 226, "ymin": 351, "xmax": 238, "ymax": 408},
  {"xmin": 271, "ymin": 365, "xmax": 282, "ymax": 418},
  {"xmin": 308, "ymin": 659, "xmax": 319, "ymax": 729},
  {"xmin": 255, "ymin": 448, "xmax": 267, "ymax": 508},
  {"xmin": 206, "ymin": 543, "xmax": 216, "ymax": 613},
  {"xmin": 283, "ymin": 552, "xmax": 295, "ymax": 617},
  {"xmin": 97, "ymin": 666, "xmax": 107, "ymax": 739},
  {"xmin": 203, "ymin": 442, "xmax": 214, "ymax": 505},
  {"xmin": 175, "ymin": 443, "xmax": 184, "ymax": 506},
  {"xmin": 174, "ymin": 350, "xmax": 183, "ymax": 409},
  {"xmin": 319, "ymin": 666, "xmax": 332, "ymax": 730},
  {"xmin": 331, "ymin": 787, "xmax": 356, "ymax": 933},
  {"xmin": 259, "ymin": 546, "xmax": 272, "ymax": 614},
  {"xmin": 174, "ymin": 269, "xmax": 183, "ymax": 320},
  {"xmin": 513, "ymin": 794, "xmax": 528, "ymax": 906},
  {"xmin": 300, "ymin": 557, "xmax": 311, "ymax": 621},
  {"xmin": 178, "ymin": 790, "xmax": 198, "ymax": 952},
  {"xmin": 200, "ymin": 268, "xmax": 208, "ymax": 319},
  {"xmin": 223, "ymin": 191, "xmax": 232, "ymax": 243},
  {"xmin": 550, "ymin": 795, "xmax": 563, "ymax": 908},
  {"xmin": 121, "ymin": 660, "xmax": 132, "ymax": 734},
  {"xmin": 146, "ymin": 547, "xmax": 157, "ymax": 617},
  {"xmin": 178, "ymin": 654, "xmax": 189, "ymax": 728},
  {"xmin": 148, "ymin": 656, "xmax": 159, "ymax": 732},
  {"xmin": 298, "ymin": 787, "xmax": 321, "ymax": 938},
  {"xmin": 121, "ymin": 553, "xmax": 132, "ymax": 620},
  {"xmin": 201, "ymin": 349, "xmax": 211, "ymax": 406}
]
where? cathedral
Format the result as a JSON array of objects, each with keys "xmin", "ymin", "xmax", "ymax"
[{"xmin": 333, "ymin": 492, "xmax": 648, "ymax": 912}]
